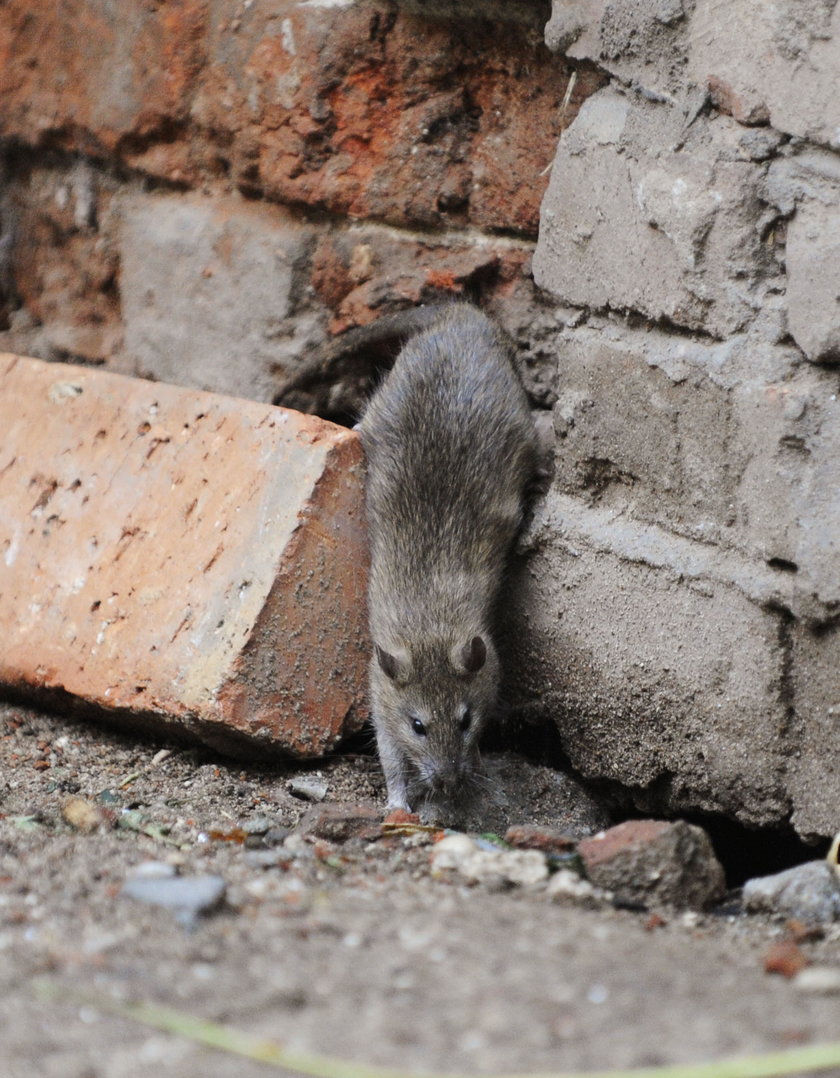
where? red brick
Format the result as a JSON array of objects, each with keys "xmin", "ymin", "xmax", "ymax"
[
  {"xmin": 0, "ymin": 354, "xmax": 369, "ymax": 755},
  {"xmin": 0, "ymin": 2, "xmax": 602, "ymax": 236}
]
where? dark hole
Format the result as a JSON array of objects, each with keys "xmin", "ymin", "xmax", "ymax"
[{"xmin": 767, "ymin": 557, "xmax": 798, "ymax": 573}]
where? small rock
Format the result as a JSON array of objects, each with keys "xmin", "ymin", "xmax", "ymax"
[
  {"xmin": 431, "ymin": 834, "xmax": 549, "ymax": 887},
  {"xmin": 545, "ymin": 869, "xmax": 600, "ymax": 906},
  {"xmin": 61, "ymin": 796, "xmax": 106, "ymax": 833},
  {"xmin": 288, "ymin": 776, "xmax": 328, "ymax": 802},
  {"xmin": 578, "ymin": 819, "xmax": 725, "ymax": 909},
  {"xmin": 243, "ymin": 849, "xmax": 291, "ymax": 869},
  {"xmin": 384, "ymin": 808, "xmax": 421, "ymax": 827},
  {"xmin": 264, "ymin": 826, "xmax": 291, "ymax": 847},
  {"xmin": 121, "ymin": 874, "xmax": 226, "ymax": 923},
  {"xmin": 297, "ymin": 803, "xmax": 382, "ymax": 843},
  {"xmin": 242, "ymin": 816, "xmax": 276, "ymax": 835},
  {"xmin": 764, "ymin": 939, "xmax": 808, "ymax": 979},
  {"xmin": 793, "ymin": 966, "xmax": 840, "ymax": 995},
  {"xmin": 743, "ymin": 861, "xmax": 840, "ymax": 923},
  {"xmin": 126, "ymin": 861, "xmax": 177, "ymax": 880},
  {"xmin": 505, "ymin": 825, "xmax": 576, "ymax": 854}
]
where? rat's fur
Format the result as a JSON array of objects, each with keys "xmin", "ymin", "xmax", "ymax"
[{"xmin": 358, "ymin": 305, "xmax": 537, "ymax": 817}]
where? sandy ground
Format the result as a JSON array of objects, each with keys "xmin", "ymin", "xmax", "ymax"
[{"xmin": 1, "ymin": 700, "xmax": 839, "ymax": 1078}]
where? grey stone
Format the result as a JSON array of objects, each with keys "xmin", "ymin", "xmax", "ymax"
[
  {"xmin": 121, "ymin": 873, "xmax": 227, "ymax": 918},
  {"xmin": 533, "ymin": 89, "xmax": 776, "ymax": 339},
  {"xmin": 288, "ymin": 776, "xmax": 329, "ymax": 802},
  {"xmin": 743, "ymin": 861, "xmax": 840, "ymax": 922},
  {"xmin": 119, "ymin": 193, "xmax": 320, "ymax": 402},
  {"xmin": 688, "ymin": 0, "xmax": 840, "ymax": 148}
]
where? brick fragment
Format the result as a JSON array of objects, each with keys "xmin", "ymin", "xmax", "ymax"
[
  {"xmin": 0, "ymin": 354, "xmax": 369, "ymax": 756},
  {"xmin": 578, "ymin": 820, "xmax": 726, "ymax": 909}
]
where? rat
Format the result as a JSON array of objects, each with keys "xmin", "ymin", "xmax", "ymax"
[{"xmin": 357, "ymin": 304, "xmax": 537, "ymax": 818}]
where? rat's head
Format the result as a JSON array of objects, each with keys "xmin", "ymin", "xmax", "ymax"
[{"xmin": 370, "ymin": 633, "xmax": 499, "ymax": 803}]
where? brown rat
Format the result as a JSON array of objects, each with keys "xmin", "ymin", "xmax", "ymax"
[{"xmin": 358, "ymin": 304, "xmax": 537, "ymax": 818}]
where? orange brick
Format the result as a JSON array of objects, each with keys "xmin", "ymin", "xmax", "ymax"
[{"xmin": 0, "ymin": 354, "xmax": 369, "ymax": 755}]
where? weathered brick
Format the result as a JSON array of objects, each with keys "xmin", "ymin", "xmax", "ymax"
[
  {"xmin": 119, "ymin": 192, "xmax": 320, "ymax": 402},
  {"xmin": 0, "ymin": 355, "xmax": 369, "ymax": 755},
  {"xmin": 503, "ymin": 493, "xmax": 792, "ymax": 828},
  {"xmin": 0, "ymin": 1, "xmax": 598, "ymax": 237},
  {"xmin": 533, "ymin": 89, "xmax": 776, "ymax": 338},
  {"xmin": 688, "ymin": 0, "xmax": 840, "ymax": 149},
  {"xmin": 787, "ymin": 625, "xmax": 840, "ymax": 840}
]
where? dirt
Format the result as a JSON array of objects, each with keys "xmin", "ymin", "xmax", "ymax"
[{"xmin": 1, "ymin": 700, "xmax": 839, "ymax": 1078}]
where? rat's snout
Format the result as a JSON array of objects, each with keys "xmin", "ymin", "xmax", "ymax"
[{"xmin": 428, "ymin": 758, "xmax": 464, "ymax": 793}]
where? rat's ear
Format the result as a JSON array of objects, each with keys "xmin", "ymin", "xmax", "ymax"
[
  {"xmin": 451, "ymin": 635, "xmax": 486, "ymax": 676},
  {"xmin": 375, "ymin": 644, "xmax": 412, "ymax": 683}
]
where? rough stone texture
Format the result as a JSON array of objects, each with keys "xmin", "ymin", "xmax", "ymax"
[
  {"xmin": 524, "ymin": 0, "xmax": 840, "ymax": 839},
  {"xmin": 787, "ymin": 625, "xmax": 840, "ymax": 840},
  {"xmin": 688, "ymin": 0, "xmax": 840, "ymax": 148},
  {"xmin": 0, "ymin": 354, "xmax": 369, "ymax": 755},
  {"xmin": 783, "ymin": 198, "xmax": 840, "ymax": 364},
  {"xmin": 533, "ymin": 87, "xmax": 780, "ymax": 339},
  {"xmin": 577, "ymin": 819, "xmax": 726, "ymax": 909},
  {"xmin": 119, "ymin": 192, "xmax": 320, "ymax": 402}
]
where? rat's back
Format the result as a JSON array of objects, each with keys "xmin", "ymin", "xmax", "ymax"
[{"xmin": 360, "ymin": 305, "xmax": 536, "ymax": 624}]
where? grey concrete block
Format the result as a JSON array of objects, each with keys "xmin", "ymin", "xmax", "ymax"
[
  {"xmin": 788, "ymin": 624, "xmax": 840, "ymax": 840},
  {"xmin": 504, "ymin": 493, "xmax": 792, "ymax": 828},
  {"xmin": 733, "ymin": 364, "xmax": 840, "ymax": 610},
  {"xmin": 533, "ymin": 89, "xmax": 775, "ymax": 338},
  {"xmin": 688, "ymin": 0, "xmax": 840, "ymax": 148},
  {"xmin": 545, "ymin": 0, "xmax": 690, "ymax": 98},
  {"xmin": 785, "ymin": 199, "xmax": 840, "ymax": 363},
  {"xmin": 119, "ymin": 193, "xmax": 320, "ymax": 402},
  {"xmin": 546, "ymin": 319, "xmax": 840, "ymax": 614}
]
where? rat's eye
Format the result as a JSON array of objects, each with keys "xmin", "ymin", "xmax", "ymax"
[
  {"xmin": 411, "ymin": 718, "xmax": 427, "ymax": 736},
  {"xmin": 460, "ymin": 708, "xmax": 472, "ymax": 733}
]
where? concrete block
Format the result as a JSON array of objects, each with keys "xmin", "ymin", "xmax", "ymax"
[
  {"xmin": 546, "ymin": 319, "xmax": 840, "ymax": 615},
  {"xmin": 785, "ymin": 199, "xmax": 840, "ymax": 363},
  {"xmin": 504, "ymin": 491, "xmax": 792, "ymax": 829},
  {"xmin": 119, "ymin": 193, "xmax": 319, "ymax": 403},
  {"xmin": 545, "ymin": 0, "xmax": 691, "ymax": 97},
  {"xmin": 688, "ymin": 0, "xmax": 840, "ymax": 149},
  {"xmin": 787, "ymin": 624, "xmax": 840, "ymax": 840},
  {"xmin": 0, "ymin": 354, "xmax": 369, "ymax": 756},
  {"xmin": 533, "ymin": 88, "xmax": 773, "ymax": 338},
  {"xmin": 733, "ymin": 364, "xmax": 840, "ymax": 610}
]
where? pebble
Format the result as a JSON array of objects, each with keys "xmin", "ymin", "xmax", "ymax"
[
  {"xmin": 288, "ymin": 776, "xmax": 329, "ymax": 802},
  {"xmin": 61, "ymin": 796, "xmax": 106, "ymax": 833},
  {"xmin": 793, "ymin": 966, "xmax": 840, "ymax": 995},
  {"xmin": 431, "ymin": 834, "xmax": 549, "ymax": 887},
  {"xmin": 242, "ymin": 816, "xmax": 275, "ymax": 835},
  {"xmin": 121, "ymin": 873, "xmax": 226, "ymax": 925},
  {"xmin": 546, "ymin": 868, "xmax": 601, "ymax": 906},
  {"xmin": 743, "ymin": 861, "xmax": 840, "ymax": 923},
  {"xmin": 126, "ymin": 861, "xmax": 177, "ymax": 880}
]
